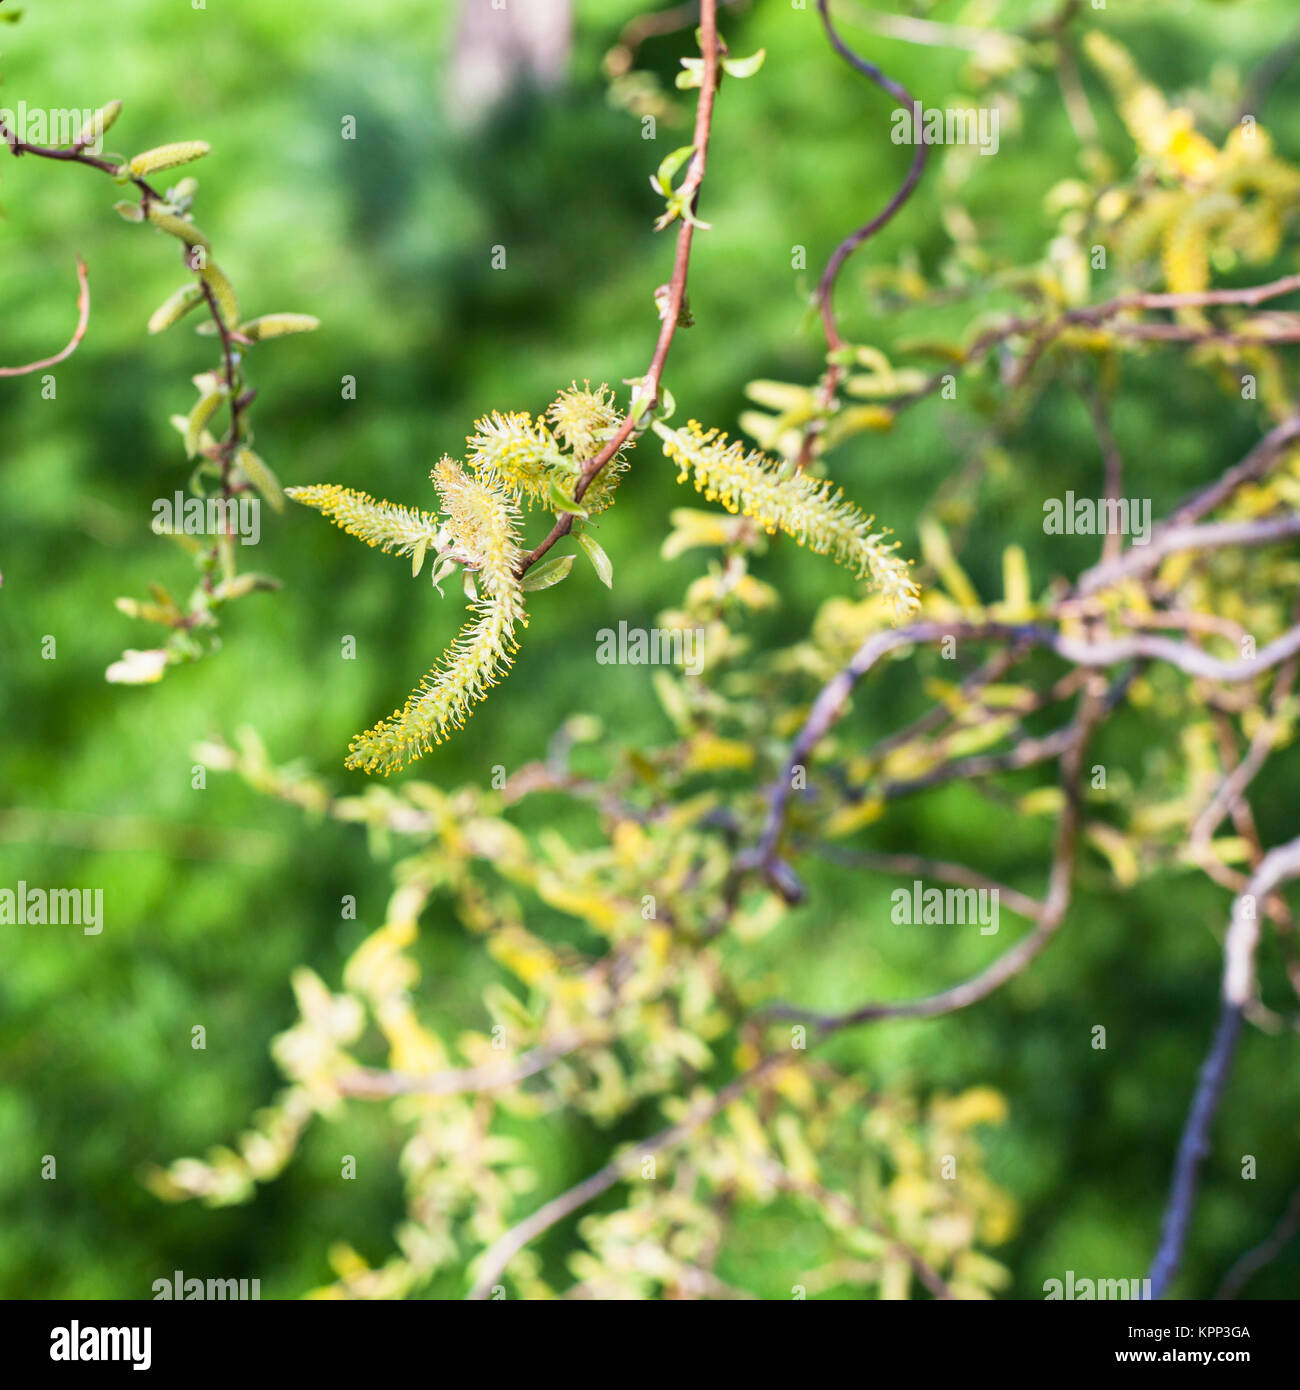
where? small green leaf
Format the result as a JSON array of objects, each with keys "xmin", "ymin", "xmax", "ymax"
[
  {"xmin": 676, "ymin": 59, "xmax": 705, "ymax": 90},
  {"xmin": 520, "ymin": 554, "xmax": 575, "ymax": 592},
  {"xmin": 430, "ymin": 555, "xmax": 458, "ymax": 594},
  {"xmin": 411, "ymin": 537, "xmax": 428, "ymax": 577},
  {"xmin": 577, "ymin": 532, "xmax": 613, "ymax": 588},
  {"xmin": 186, "ymin": 460, "xmax": 214, "ymax": 499},
  {"xmin": 722, "ymin": 49, "xmax": 766, "ymax": 79},
  {"xmin": 547, "ymin": 479, "xmax": 589, "ymax": 518},
  {"xmin": 628, "ymin": 383, "xmax": 654, "ymax": 425},
  {"xmin": 654, "ymin": 144, "xmax": 695, "ymax": 195}
]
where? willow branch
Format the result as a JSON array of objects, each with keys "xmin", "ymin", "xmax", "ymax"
[
  {"xmin": 515, "ymin": 0, "xmax": 721, "ymax": 578},
  {"xmin": 1215, "ymin": 1186, "xmax": 1300, "ymax": 1299},
  {"xmin": 797, "ymin": 0, "xmax": 929, "ymax": 465},
  {"xmin": 807, "ymin": 842, "xmax": 1044, "ymax": 923},
  {"xmin": 0, "ymin": 258, "xmax": 90, "ymax": 377},
  {"xmin": 337, "ymin": 1034, "xmax": 588, "ymax": 1099},
  {"xmin": 1078, "ymin": 417, "xmax": 1300, "ymax": 595},
  {"xmin": 1148, "ymin": 832, "xmax": 1300, "ymax": 1298},
  {"xmin": 884, "ymin": 277, "xmax": 1300, "ymax": 416},
  {"xmin": 753, "ymin": 619, "xmax": 1300, "ymax": 884},
  {"xmin": 466, "ymin": 1052, "xmax": 782, "ymax": 1299},
  {"xmin": 761, "ymin": 684, "xmax": 1103, "ymax": 1033}
]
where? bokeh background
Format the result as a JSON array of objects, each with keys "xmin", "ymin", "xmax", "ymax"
[{"xmin": 1, "ymin": 0, "xmax": 1298, "ymax": 1298}]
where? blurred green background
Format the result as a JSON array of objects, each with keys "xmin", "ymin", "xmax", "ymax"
[{"xmin": 1, "ymin": 0, "xmax": 1298, "ymax": 1298}]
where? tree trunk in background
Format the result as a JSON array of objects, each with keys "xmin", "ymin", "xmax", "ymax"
[{"xmin": 447, "ymin": 0, "xmax": 574, "ymax": 129}]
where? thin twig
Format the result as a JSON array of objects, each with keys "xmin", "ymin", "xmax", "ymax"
[
  {"xmin": 516, "ymin": 0, "xmax": 722, "ymax": 577},
  {"xmin": 466, "ymin": 1053, "xmax": 782, "ymax": 1299},
  {"xmin": 1215, "ymin": 1186, "xmax": 1300, "ymax": 1299},
  {"xmin": 1147, "ymin": 833, "xmax": 1300, "ymax": 1297},
  {"xmin": 0, "ymin": 258, "xmax": 90, "ymax": 376}
]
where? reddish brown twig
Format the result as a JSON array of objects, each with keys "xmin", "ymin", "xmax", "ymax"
[
  {"xmin": 515, "ymin": 1, "xmax": 722, "ymax": 578},
  {"xmin": 0, "ymin": 258, "xmax": 90, "ymax": 377}
]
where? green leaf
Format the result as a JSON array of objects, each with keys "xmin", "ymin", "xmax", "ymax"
[
  {"xmin": 520, "ymin": 554, "xmax": 575, "ymax": 592},
  {"xmin": 577, "ymin": 532, "xmax": 613, "ymax": 589},
  {"xmin": 547, "ymin": 479, "xmax": 590, "ymax": 518},
  {"xmin": 722, "ymin": 49, "xmax": 766, "ymax": 79},
  {"xmin": 411, "ymin": 538, "xmax": 428, "ymax": 578},
  {"xmin": 429, "ymin": 554, "xmax": 458, "ymax": 594},
  {"xmin": 654, "ymin": 145, "xmax": 695, "ymax": 195},
  {"xmin": 676, "ymin": 58, "xmax": 705, "ymax": 90}
]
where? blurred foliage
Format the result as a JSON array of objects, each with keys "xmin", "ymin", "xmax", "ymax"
[{"xmin": 2, "ymin": 0, "xmax": 1300, "ymax": 1298}]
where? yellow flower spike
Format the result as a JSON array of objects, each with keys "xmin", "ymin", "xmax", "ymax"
[
  {"xmin": 344, "ymin": 461, "xmax": 525, "ymax": 775},
  {"xmin": 654, "ymin": 419, "xmax": 921, "ymax": 622}
]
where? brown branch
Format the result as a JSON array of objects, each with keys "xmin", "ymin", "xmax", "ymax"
[
  {"xmin": 466, "ymin": 1052, "xmax": 783, "ymax": 1299},
  {"xmin": 0, "ymin": 258, "xmax": 90, "ymax": 376},
  {"xmin": 1148, "ymin": 833, "xmax": 1300, "ymax": 1298},
  {"xmin": 795, "ymin": 0, "xmax": 929, "ymax": 466},
  {"xmin": 515, "ymin": 0, "xmax": 722, "ymax": 578},
  {"xmin": 755, "ymin": 1156, "xmax": 956, "ymax": 1300},
  {"xmin": 762, "ymin": 684, "xmax": 1104, "ymax": 1032},
  {"xmin": 751, "ymin": 619, "xmax": 1300, "ymax": 890},
  {"xmin": 606, "ymin": 0, "xmax": 748, "ymax": 71},
  {"xmin": 883, "ymin": 276, "xmax": 1300, "ymax": 416},
  {"xmin": 807, "ymin": 842, "xmax": 1044, "ymax": 923},
  {"xmin": 1215, "ymin": 1186, "xmax": 1300, "ymax": 1299},
  {"xmin": 337, "ymin": 1034, "xmax": 587, "ymax": 1099},
  {"xmin": 1080, "ymin": 513, "xmax": 1300, "ymax": 598},
  {"xmin": 1078, "ymin": 416, "xmax": 1300, "ymax": 595}
]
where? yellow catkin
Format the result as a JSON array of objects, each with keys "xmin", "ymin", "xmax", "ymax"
[
  {"xmin": 654, "ymin": 420, "xmax": 920, "ymax": 622},
  {"xmin": 285, "ymin": 485, "xmax": 443, "ymax": 558},
  {"xmin": 344, "ymin": 460, "xmax": 526, "ymax": 775},
  {"xmin": 468, "ymin": 386, "xmax": 631, "ymax": 515}
]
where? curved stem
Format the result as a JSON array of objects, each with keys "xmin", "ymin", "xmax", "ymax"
[{"xmin": 0, "ymin": 258, "xmax": 90, "ymax": 376}]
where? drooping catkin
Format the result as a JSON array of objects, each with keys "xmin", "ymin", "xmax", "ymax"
[
  {"xmin": 342, "ymin": 460, "xmax": 526, "ymax": 775},
  {"xmin": 655, "ymin": 420, "xmax": 920, "ymax": 621}
]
